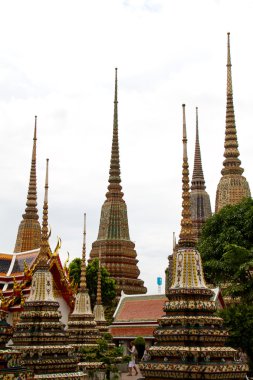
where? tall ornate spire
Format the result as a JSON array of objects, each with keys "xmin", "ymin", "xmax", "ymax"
[
  {"xmin": 222, "ymin": 32, "xmax": 243, "ymax": 176},
  {"xmin": 190, "ymin": 107, "xmax": 212, "ymax": 239},
  {"xmin": 23, "ymin": 116, "xmax": 39, "ymax": 220},
  {"xmin": 14, "ymin": 116, "xmax": 41, "ymax": 252},
  {"xmin": 178, "ymin": 104, "xmax": 196, "ymax": 248},
  {"xmin": 215, "ymin": 33, "xmax": 250, "ymax": 212},
  {"xmin": 139, "ymin": 104, "xmax": 249, "ymax": 380},
  {"xmin": 79, "ymin": 213, "xmax": 87, "ymax": 291},
  {"xmin": 106, "ymin": 67, "xmax": 123, "ymax": 200},
  {"xmin": 90, "ymin": 69, "xmax": 146, "ymax": 296}
]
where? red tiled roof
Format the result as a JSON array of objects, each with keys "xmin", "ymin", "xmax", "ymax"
[
  {"xmin": 115, "ymin": 295, "xmax": 167, "ymax": 322},
  {"xmin": 110, "ymin": 325, "xmax": 156, "ymax": 338}
]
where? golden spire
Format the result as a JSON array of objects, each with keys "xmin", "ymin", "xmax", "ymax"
[
  {"xmin": 96, "ymin": 249, "xmax": 102, "ymax": 305},
  {"xmin": 79, "ymin": 213, "xmax": 87, "ymax": 291},
  {"xmin": 37, "ymin": 159, "xmax": 50, "ymax": 269},
  {"xmin": 23, "ymin": 116, "xmax": 39, "ymax": 220},
  {"xmin": 191, "ymin": 107, "xmax": 206, "ymax": 190},
  {"xmin": 14, "ymin": 116, "xmax": 41, "ymax": 252},
  {"xmin": 106, "ymin": 68, "xmax": 123, "ymax": 200},
  {"xmin": 178, "ymin": 104, "xmax": 196, "ymax": 248},
  {"xmin": 221, "ymin": 32, "xmax": 243, "ymax": 176}
]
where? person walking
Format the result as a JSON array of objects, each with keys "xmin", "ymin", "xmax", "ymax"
[{"xmin": 127, "ymin": 341, "xmax": 138, "ymax": 376}]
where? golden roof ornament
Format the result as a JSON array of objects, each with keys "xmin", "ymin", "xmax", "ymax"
[{"xmin": 52, "ymin": 236, "xmax": 62, "ymax": 257}]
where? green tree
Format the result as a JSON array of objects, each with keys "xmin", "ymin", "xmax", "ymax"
[
  {"xmin": 69, "ymin": 258, "xmax": 116, "ymax": 308},
  {"xmin": 134, "ymin": 336, "xmax": 146, "ymax": 360},
  {"xmin": 198, "ymin": 198, "xmax": 253, "ymax": 367},
  {"xmin": 198, "ymin": 197, "xmax": 253, "ymax": 292},
  {"xmin": 218, "ymin": 304, "xmax": 253, "ymax": 369},
  {"xmin": 69, "ymin": 258, "xmax": 81, "ymax": 285}
]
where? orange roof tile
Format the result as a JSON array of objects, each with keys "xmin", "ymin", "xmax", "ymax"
[{"xmin": 115, "ymin": 294, "xmax": 167, "ymax": 322}]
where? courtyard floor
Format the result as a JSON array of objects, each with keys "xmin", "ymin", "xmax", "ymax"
[{"xmin": 120, "ymin": 365, "xmax": 143, "ymax": 380}]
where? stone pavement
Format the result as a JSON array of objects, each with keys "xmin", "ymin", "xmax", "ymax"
[{"xmin": 120, "ymin": 365, "xmax": 144, "ymax": 380}]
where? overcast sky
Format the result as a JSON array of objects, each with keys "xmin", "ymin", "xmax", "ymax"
[{"xmin": 0, "ymin": 0, "xmax": 252, "ymax": 293}]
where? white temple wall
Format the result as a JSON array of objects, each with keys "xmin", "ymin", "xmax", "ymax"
[{"xmin": 56, "ymin": 295, "xmax": 71, "ymax": 327}]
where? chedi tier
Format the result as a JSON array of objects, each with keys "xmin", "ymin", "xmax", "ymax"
[
  {"xmin": 0, "ymin": 304, "xmax": 28, "ymax": 379},
  {"xmin": 12, "ymin": 160, "xmax": 85, "ymax": 380},
  {"xmin": 215, "ymin": 33, "xmax": 250, "ymax": 212},
  {"xmin": 89, "ymin": 68, "xmax": 146, "ymax": 296},
  {"xmin": 139, "ymin": 105, "xmax": 248, "ymax": 380}
]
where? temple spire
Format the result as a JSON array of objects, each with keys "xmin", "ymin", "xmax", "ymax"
[
  {"xmin": 191, "ymin": 107, "xmax": 205, "ymax": 190},
  {"xmin": 222, "ymin": 32, "xmax": 243, "ymax": 176},
  {"xmin": 23, "ymin": 116, "xmax": 39, "ymax": 220},
  {"xmin": 79, "ymin": 213, "xmax": 87, "ymax": 291},
  {"xmin": 215, "ymin": 33, "xmax": 251, "ymax": 212},
  {"xmin": 190, "ymin": 107, "xmax": 212, "ymax": 239},
  {"xmin": 14, "ymin": 116, "xmax": 41, "ymax": 252},
  {"xmin": 106, "ymin": 68, "xmax": 123, "ymax": 199},
  {"xmin": 178, "ymin": 104, "xmax": 195, "ymax": 248},
  {"xmin": 90, "ymin": 69, "xmax": 146, "ymax": 297},
  {"xmin": 37, "ymin": 159, "xmax": 50, "ymax": 269}
]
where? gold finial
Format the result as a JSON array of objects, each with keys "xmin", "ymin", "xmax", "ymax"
[
  {"xmin": 79, "ymin": 213, "xmax": 87, "ymax": 291},
  {"xmin": 178, "ymin": 104, "xmax": 196, "ymax": 248},
  {"xmin": 64, "ymin": 251, "xmax": 70, "ymax": 271},
  {"xmin": 52, "ymin": 236, "xmax": 62, "ymax": 257}
]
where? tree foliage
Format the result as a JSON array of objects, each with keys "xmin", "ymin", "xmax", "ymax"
[
  {"xmin": 134, "ymin": 336, "xmax": 146, "ymax": 360},
  {"xmin": 198, "ymin": 198, "xmax": 253, "ymax": 366},
  {"xmin": 198, "ymin": 197, "xmax": 253, "ymax": 300},
  {"xmin": 69, "ymin": 258, "xmax": 116, "ymax": 308},
  {"xmin": 218, "ymin": 304, "xmax": 253, "ymax": 369}
]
